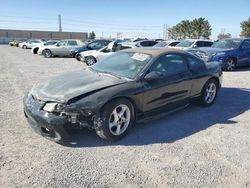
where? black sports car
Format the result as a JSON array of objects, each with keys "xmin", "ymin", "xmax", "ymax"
[{"xmin": 23, "ymin": 48, "xmax": 222, "ymax": 143}]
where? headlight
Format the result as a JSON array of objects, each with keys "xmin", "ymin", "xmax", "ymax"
[{"xmin": 43, "ymin": 102, "xmax": 65, "ymax": 112}]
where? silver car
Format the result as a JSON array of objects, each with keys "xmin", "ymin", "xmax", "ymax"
[
  {"xmin": 19, "ymin": 39, "xmax": 45, "ymax": 49},
  {"xmin": 39, "ymin": 39, "xmax": 85, "ymax": 58}
]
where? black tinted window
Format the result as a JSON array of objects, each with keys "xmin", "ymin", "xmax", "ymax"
[
  {"xmin": 149, "ymin": 41, "xmax": 158, "ymax": 46},
  {"xmin": 68, "ymin": 41, "xmax": 77, "ymax": 46},
  {"xmin": 150, "ymin": 54, "xmax": 188, "ymax": 76},
  {"xmin": 140, "ymin": 41, "xmax": 150, "ymax": 47},
  {"xmin": 169, "ymin": 41, "xmax": 179, "ymax": 46},
  {"xmin": 204, "ymin": 41, "xmax": 213, "ymax": 47},
  {"xmin": 196, "ymin": 41, "xmax": 204, "ymax": 47},
  {"xmin": 103, "ymin": 41, "xmax": 111, "ymax": 46}
]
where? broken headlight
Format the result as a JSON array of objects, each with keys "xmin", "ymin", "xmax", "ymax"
[{"xmin": 43, "ymin": 102, "xmax": 65, "ymax": 112}]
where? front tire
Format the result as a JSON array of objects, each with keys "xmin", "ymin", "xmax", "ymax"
[
  {"xmin": 200, "ymin": 79, "xmax": 219, "ymax": 106},
  {"xmin": 43, "ymin": 49, "xmax": 52, "ymax": 58},
  {"xmin": 85, "ymin": 56, "xmax": 97, "ymax": 66},
  {"xmin": 22, "ymin": 45, "xmax": 27, "ymax": 49},
  {"xmin": 224, "ymin": 58, "xmax": 236, "ymax": 71},
  {"xmin": 76, "ymin": 53, "xmax": 82, "ymax": 61},
  {"xmin": 96, "ymin": 99, "xmax": 135, "ymax": 141},
  {"xmin": 33, "ymin": 48, "xmax": 39, "ymax": 54}
]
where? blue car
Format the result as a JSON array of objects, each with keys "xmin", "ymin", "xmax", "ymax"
[
  {"xmin": 192, "ymin": 38, "xmax": 250, "ymax": 71},
  {"xmin": 70, "ymin": 39, "xmax": 112, "ymax": 60}
]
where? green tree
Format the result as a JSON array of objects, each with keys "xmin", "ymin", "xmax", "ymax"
[
  {"xmin": 88, "ymin": 31, "xmax": 96, "ymax": 39},
  {"xmin": 240, "ymin": 18, "xmax": 250, "ymax": 37},
  {"xmin": 217, "ymin": 33, "xmax": 232, "ymax": 40},
  {"xmin": 168, "ymin": 26, "xmax": 181, "ymax": 40},
  {"xmin": 168, "ymin": 17, "xmax": 212, "ymax": 40},
  {"xmin": 179, "ymin": 20, "xmax": 192, "ymax": 38},
  {"xmin": 191, "ymin": 17, "xmax": 211, "ymax": 39}
]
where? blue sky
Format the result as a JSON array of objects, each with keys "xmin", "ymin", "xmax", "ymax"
[{"xmin": 0, "ymin": 0, "xmax": 249, "ymax": 39}]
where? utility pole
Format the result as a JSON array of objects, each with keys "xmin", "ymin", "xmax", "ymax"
[
  {"xmin": 58, "ymin": 14, "xmax": 62, "ymax": 32},
  {"xmin": 163, "ymin": 24, "xmax": 165, "ymax": 39},
  {"xmin": 163, "ymin": 24, "xmax": 168, "ymax": 40},
  {"xmin": 221, "ymin": 28, "xmax": 226, "ymax": 34},
  {"xmin": 165, "ymin": 24, "xmax": 168, "ymax": 40}
]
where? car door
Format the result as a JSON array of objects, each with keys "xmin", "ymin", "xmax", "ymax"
[
  {"xmin": 65, "ymin": 40, "xmax": 78, "ymax": 56},
  {"xmin": 53, "ymin": 40, "xmax": 67, "ymax": 55},
  {"xmin": 238, "ymin": 39, "xmax": 250, "ymax": 65},
  {"xmin": 30, "ymin": 40, "xmax": 41, "ymax": 48},
  {"xmin": 142, "ymin": 53, "xmax": 192, "ymax": 114},
  {"xmin": 97, "ymin": 47, "xmax": 113, "ymax": 60}
]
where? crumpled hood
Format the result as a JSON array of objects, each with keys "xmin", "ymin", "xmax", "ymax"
[
  {"xmin": 30, "ymin": 69, "xmax": 127, "ymax": 103},
  {"xmin": 198, "ymin": 47, "xmax": 233, "ymax": 55}
]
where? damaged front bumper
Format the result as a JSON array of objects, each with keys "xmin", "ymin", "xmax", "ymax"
[{"xmin": 23, "ymin": 94, "xmax": 89, "ymax": 143}]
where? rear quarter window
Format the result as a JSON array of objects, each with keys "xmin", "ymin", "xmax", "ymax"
[{"xmin": 188, "ymin": 56, "xmax": 206, "ymax": 72}]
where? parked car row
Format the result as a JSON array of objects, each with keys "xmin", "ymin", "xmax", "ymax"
[{"xmin": 10, "ymin": 37, "xmax": 250, "ymax": 71}]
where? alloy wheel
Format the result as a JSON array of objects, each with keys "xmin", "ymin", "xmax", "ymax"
[
  {"xmin": 86, "ymin": 57, "xmax": 96, "ymax": 65},
  {"xmin": 109, "ymin": 104, "xmax": 131, "ymax": 136},
  {"xmin": 226, "ymin": 59, "xmax": 236, "ymax": 71},
  {"xmin": 205, "ymin": 83, "xmax": 217, "ymax": 104}
]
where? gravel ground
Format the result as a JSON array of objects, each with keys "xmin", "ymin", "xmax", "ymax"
[{"xmin": 0, "ymin": 45, "xmax": 250, "ymax": 188}]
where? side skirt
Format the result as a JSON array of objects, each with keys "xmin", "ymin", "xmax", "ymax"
[{"xmin": 136, "ymin": 103, "xmax": 189, "ymax": 124}]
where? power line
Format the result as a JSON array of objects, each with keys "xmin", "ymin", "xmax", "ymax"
[
  {"xmin": 64, "ymin": 18, "xmax": 162, "ymax": 28},
  {"xmin": 0, "ymin": 15, "xmax": 163, "ymax": 38},
  {"xmin": 0, "ymin": 15, "xmax": 162, "ymax": 29},
  {"xmin": 0, "ymin": 15, "xmax": 57, "ymax": 21},
  {"xmin": 0, "ymin": 20, "xmax": 57, "ymax": 24}
]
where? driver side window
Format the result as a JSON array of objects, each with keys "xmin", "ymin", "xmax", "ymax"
[
  {"xmin": 150, "ymin": 53, "xmax": 188, "ymax": 76},
  {"xmin": 241, "ymin": 40, "xmax": 250, "ymax": 50},
  {"xmin": 59, "ymin": 41, "xmax": 67, "ymax": 46},
  {"xmin": 88, "ymin": 42, "xmax": 102, "ymax": 50}
]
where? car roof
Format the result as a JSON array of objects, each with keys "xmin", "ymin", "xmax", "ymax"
[
  {"xmin": 221, "ymin": 38, "xmax": 243, "ymax": 40},
  {"xmin": 122, "ymin": 47, "xmax": 187, "ymax": 56},
  {"xmin": 182, "ymin": 39, "xmax": 212, "ymax": 42}
]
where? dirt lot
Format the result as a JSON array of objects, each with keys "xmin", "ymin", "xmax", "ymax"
[{"xmin": 0, "ymin": 45, "xmax": 250, "ymax": 188}]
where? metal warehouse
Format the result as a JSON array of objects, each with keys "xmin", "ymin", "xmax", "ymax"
[{"xmin": 0, "ymin": 29, "xmax": 88, "ymax": 44}]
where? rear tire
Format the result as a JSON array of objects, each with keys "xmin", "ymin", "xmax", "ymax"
[
  {"xmin": 223, "ymin": 58, "xmax": 236, "ymax": 71},
  {"xmin": 43, "ymin": 49, "xmax": 52, "ymax": 58},
  {"xmin": 96, "ymin": 99, "xmax": 135, "ymax": 141},
  {"xmin": 199, "ymin": 79, "xmax": 219, "ymax": 106},
  {"xmin": 85, "ymin": 56, "xmax": 97, "ymax": 66},
  {"xmin": 23, "ymin": 45, "xmax": 27, "ymax": 49}
]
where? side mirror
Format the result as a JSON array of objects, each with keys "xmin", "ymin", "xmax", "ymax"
[
  {"xmin": 193, "ymin": 44, "xmax": 197, "ymax": 48},
  {"xmin": 56, "ymin": 43, "xmax": 60, "ymax": 47},
  {"xmin": 144, "ymin": 71, "xmax": 164, "ymax": 82}
]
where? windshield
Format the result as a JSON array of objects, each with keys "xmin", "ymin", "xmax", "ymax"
[
  {"xmin": 154, "ymin": 41, "xmax": 167, "ymax": 47},
  {"xmin": 211, "ymin": 39, "xmax": 242, "ymax": 49},
  {"xmin": 176, "ymin": 40, "xmax": 194, "ymax": 47},
  {"xmin": 91, "ymin": 52, "xmax": 152, "ymax": 79}
]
